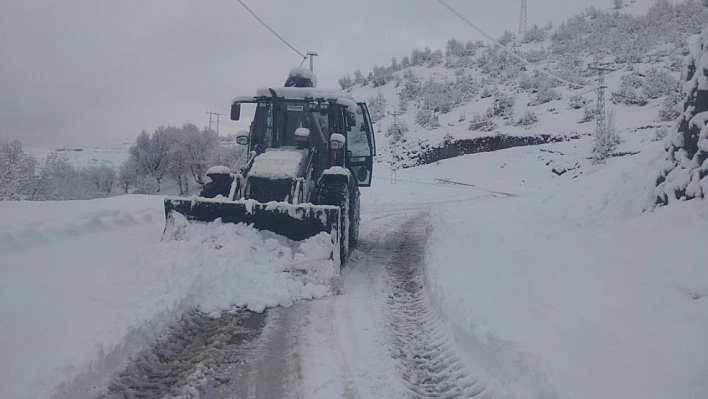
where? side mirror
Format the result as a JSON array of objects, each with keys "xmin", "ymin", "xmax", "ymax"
[
  {"xmin": 235, "ymin": 130, "xmax": 249, "ymax": 145},
  {"xmin": 230, "ymin": 102, "xmax": 241, "ymax": 120}
]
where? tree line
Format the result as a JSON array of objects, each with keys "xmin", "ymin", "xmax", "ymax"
[{"xmin": 0, "ymin": 124, "xmax": 245, "ymax": 201}]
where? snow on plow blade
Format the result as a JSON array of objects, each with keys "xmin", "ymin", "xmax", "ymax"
[{"xmin": 163, "ymin": 197, "xmax": 340, "ymax": 243}]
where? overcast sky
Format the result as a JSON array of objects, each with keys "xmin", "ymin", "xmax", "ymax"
[{"xmin": 1, "ymin": 0, "xmax": 615, "ymax": 147}]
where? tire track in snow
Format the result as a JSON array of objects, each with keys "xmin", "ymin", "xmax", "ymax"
[
  {"xmin": 384, "ymin": 216, "xmax": 490, "ymax": 398},
  {"xmin": 97, "ymin": 309, "xmax": 267, "ymax": 399}
]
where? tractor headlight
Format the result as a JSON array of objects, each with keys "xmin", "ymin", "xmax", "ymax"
[{"xmin": 330, "ymin": 133, "xmax": 345, "ymax": 150}]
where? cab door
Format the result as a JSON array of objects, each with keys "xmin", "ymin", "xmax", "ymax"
[{"xmin": 346, "ymin": 102, "xmax": 376, "ymax": 187}]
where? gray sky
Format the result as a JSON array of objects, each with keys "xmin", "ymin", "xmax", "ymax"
[{"xmin": 0, "ymin": 0, "xmax": 611, "ymax": 147}]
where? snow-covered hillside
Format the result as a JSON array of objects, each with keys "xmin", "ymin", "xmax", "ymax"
[{"xmin": 340, "ymin": 0, "xmax": 706, "ymax": 169}]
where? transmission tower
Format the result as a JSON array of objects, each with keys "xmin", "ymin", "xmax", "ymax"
[
  {"xmin": 206, "ymin": 111, "xmax": 222, "ymax": 135},
  {"xmin": 519, "ymin": 0, "xmax": 528, "ymax": 36},
  {"xmin": 590, "ymin": 65, "xmax": 615, "ymax": 137}
]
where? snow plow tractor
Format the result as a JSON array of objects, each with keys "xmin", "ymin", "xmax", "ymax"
[{"xmin": 164, "ymin": 68, "xmax": 376, "ymax": 267}]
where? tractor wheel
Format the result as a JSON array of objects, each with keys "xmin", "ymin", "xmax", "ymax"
[
  {"xmin": 349, "ymin": 185, "xmax": 360, "ymax": 248},
  {"xmin": 318, "ymin": 180, "xmax": 349, "ymax": 266}
]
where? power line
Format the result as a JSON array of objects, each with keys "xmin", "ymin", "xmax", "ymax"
[
  {"xmin": 237, "ymin": 0, "xmax": 307, "ymax": 62},
  {"xmin": 435, "ymin": 0, "xmax": 586, "ymax": 89}
]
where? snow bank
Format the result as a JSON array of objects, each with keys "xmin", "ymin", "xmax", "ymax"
[{"xmin": 0, "ymin": 195, "xmax": 336, "ymax": 399}]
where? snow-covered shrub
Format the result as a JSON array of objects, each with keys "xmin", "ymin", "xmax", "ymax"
[
  {"xmin": 529, "ymin": 87, "xmax": 562, "ymax": 106},
  {"xmin": 612, "ymin": 74, "xmax": 648, "ymax": 105},
  {"xmin": 656, "ymin": 26, "xmax": 708, "ymax": 204},
  {"xmin": 446, "ymin": 38, "xmax": 464, "ymax": 57},
  {"xmin": 427, "ymin": 49, "xmax": 443, "ymax": 67},
  {"xmin": 338, "ymin": 74, "xmax": 353, "ymax": 90},
  {"xmin": 386, "ymin": 121, "xmax": 409, "ymax": 144},
  {"xmin": 517, "ymin": 110, "xmax": 539, "ymax": 127},
  {"xmin": 477, "ymin": 48, "xmax": 524, "ymax": 80},
  {"xmin": 644, "ymin": 68, "xmax": 680, "ymax": 99},
  {"xmin": 492, "ymin": 93, "xmax": 515, "ymax": 119},
  {"xmin": 0, "ymin": 140, "xmax": 38, "ymax": 200},
  {"xmin": 367, "ymin": 92, "xmax": 387, "ymax": 123},
  {"xmin": 524, "ymin": 48, "xmax": 547, "ymax": 63},
  {"xmin": 581, "ymin": 106, "xmax": 596, "ymax": 123},
  {"xmin": 118, "ymin": 157, "xmax": 138, "ymax": 194},
  {"xmin": 498, "ymin": 30, "xmax": 514, "ymax": 46},
  {"xmin": 659, "ymin": 92, "xmax": 683, "ymax": 122},
  {"xmin": 398, "ymin": 70, "xmax": 420, "ymax": 102},
  {"xmin": 421, "ymin": 79, "xmax": 453, "ymax": 114},
  {"xmin": 353, "ymin": 69, "xmax": 366, "ymax": 86},
  {"xmin": 569, "ymin": 94, "xmax": 588, "ymax": 109},
  {"xmin": 415, "ymin": 108, "xmax": 440, "ymax": 129},
  {"xmin": 480, "ymin": 84, "xmax": 496, "ymax": 99},
  {"xmin": 468, "ymin": 113, "xmax": 498, "ymax": 132},
  {"xmin": 522, "ymin": 25, "xmax": 547, "ymax": 43},
  {"xmin": 84, "ymin": 165, "xmax": 116, "ymax": 197},
  {"xmin": 371, "ymin": 65, "xmax": 394, "ymax": 87},
  {"xmin": 135, "ymin": 175, "xmax": 159, "ymax": 194},
  {"xmin": 518, "ymin": 72, "xmax": 556, "ymax": 93}
]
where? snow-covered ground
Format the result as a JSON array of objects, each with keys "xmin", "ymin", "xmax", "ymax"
[{"xmin": 2, "ymin": 127, "xmax": 706, "ymax": 398}]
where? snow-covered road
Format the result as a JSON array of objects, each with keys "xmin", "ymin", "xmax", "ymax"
[{"xmin": 85, "ymin": 208, "xmax": 487, "ymax": 398}]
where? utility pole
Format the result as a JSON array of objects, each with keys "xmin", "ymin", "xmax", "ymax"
[
  {"xmin": 306, "ymin": 51, "xmax": 318, "ymax": 72},
  {"xmin": 519, "ymin": 0, "xmax": 528, "ymax": 37},
  {"xmin": 388, "ymin": 110, "xmax": 402, "ymax": 184},
  {"xmin": 206, "ymin": 111, "xmax": 222, "ymax": 135}
]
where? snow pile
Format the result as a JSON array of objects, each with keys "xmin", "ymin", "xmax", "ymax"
[
  {"xmin": 248, "ymin": 149, "xmax": 306, "ymax": 179},
  {"xmin": 162, "ymin": 212, "xmax": 336, "ymax": 313}
]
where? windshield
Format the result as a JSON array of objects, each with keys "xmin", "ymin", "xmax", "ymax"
[{"xmin": 254, "ymin": 101, "xmax": 329, "ymax": 149}]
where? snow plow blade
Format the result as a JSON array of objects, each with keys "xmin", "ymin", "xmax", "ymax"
[{"xmin": 163, "ymin": 197, "xmax": 340, "ymax": 243}]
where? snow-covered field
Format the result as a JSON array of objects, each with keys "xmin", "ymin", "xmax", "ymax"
[
  {"xmin": 2, "ymin": 127, "xmax": 707, "ymax": 398},
  {"xmin": 23, "ymin": 145, "xmax": 131, "ymax": 169}
]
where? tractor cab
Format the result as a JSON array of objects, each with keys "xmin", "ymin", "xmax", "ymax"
[{"xmin": 230, "ymin": 88, "xmax": 375, "ymax": 187}]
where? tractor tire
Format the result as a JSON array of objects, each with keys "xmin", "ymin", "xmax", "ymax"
[
  {"xmin": 318, "ymin": 180, "xmax": 349, "ymax": 266},
  {"xmin": 349, "ymin": 184, "xmax": 360, "ymax": 248}
]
